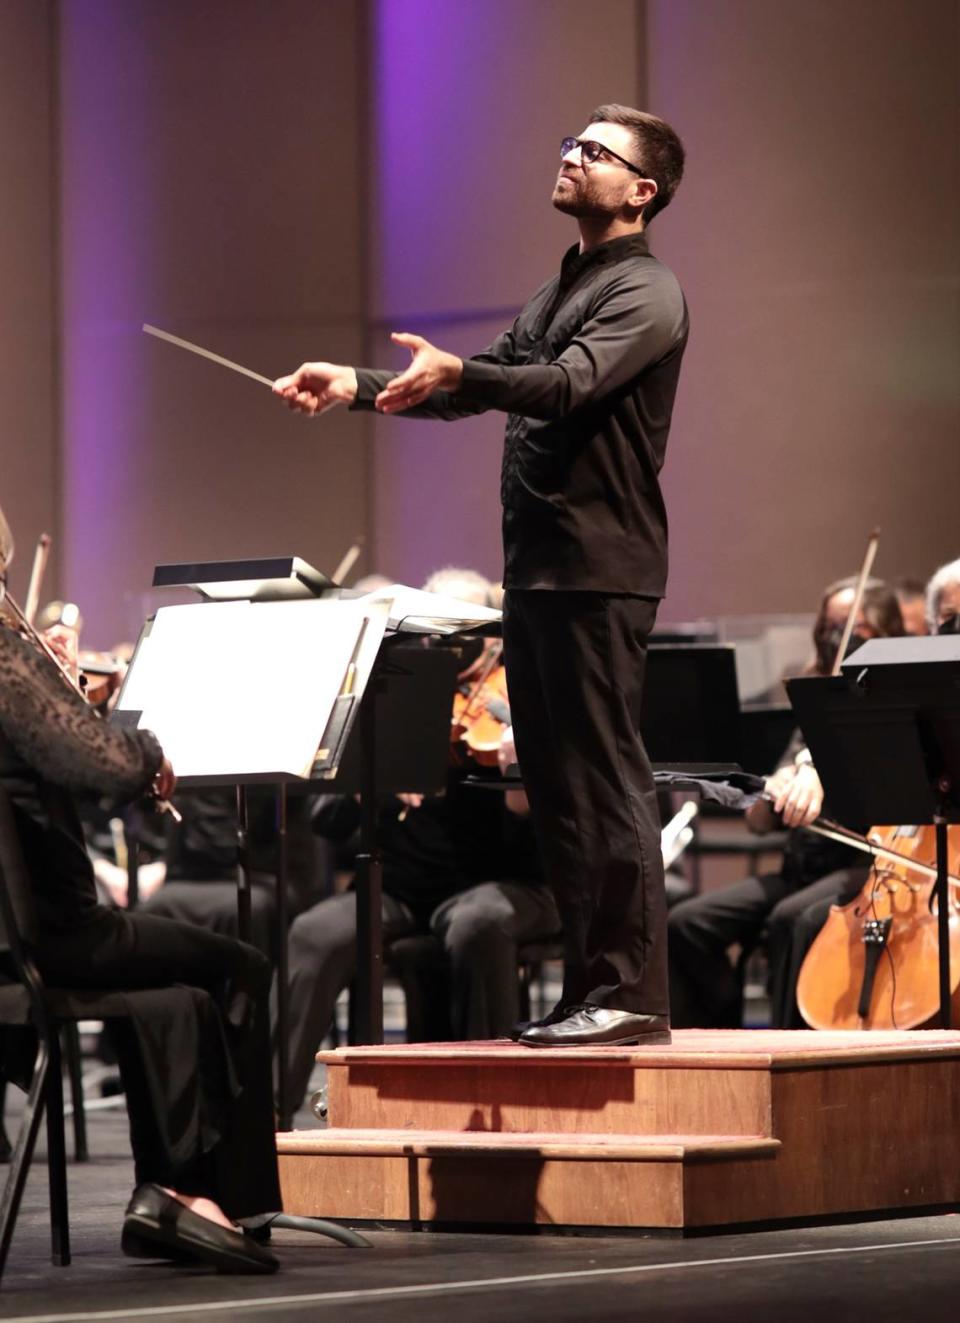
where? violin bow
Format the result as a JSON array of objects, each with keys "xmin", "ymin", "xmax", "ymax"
[
  {"xmin": 831, "ymin": 526, "xmax": 880, "ymax": 676},
  {"xmin": 331, "ymin": 538, "xmax": 364, "ymax": 586},
  {"xmin": 803, "ymin": 816, "xmax": 960, "ymax": 893},
  {"xmin": 23, "ymin": 532, "xmax": 51, "ymax": 627}
]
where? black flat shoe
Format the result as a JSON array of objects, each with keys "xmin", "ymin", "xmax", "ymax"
[
  {"xmin": 120, "ymin": 1225, "xmax": 197, "ymax": 1264},
  {"xmin": 518, "ymin": 1006, "xmax": 671, "ymax": 1048},
  {"xmin": 122, "ymin": 1184, "xmax": 279, "ymax": 1274}
]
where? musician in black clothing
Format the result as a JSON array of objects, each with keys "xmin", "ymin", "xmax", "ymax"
[
  {"xmin": 0, "ymin": 510, "xmax": 280, "ymax": 1274},
  {"xmin": 140, "ymin": 787, "xmax": 328, "ymax": 959},
  {"xmin": 668, "ymin": 580, "xmax": 905, "ymax": 1030},
  {"xmin": 273, "ymin": 105, "xmax": 687, "ymax": 1048},
  {"xmin": 280, "ymin": 754, "xmax": 559, "ymax": 1110}
]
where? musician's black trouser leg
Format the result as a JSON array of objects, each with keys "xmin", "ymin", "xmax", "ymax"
[{"xmin": 502, "ymin": 590, "xmax": 668, "ymax": 1016}]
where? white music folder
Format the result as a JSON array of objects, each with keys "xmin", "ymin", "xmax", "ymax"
[{"xmin": 114, "ymin": 597, "xmax": 389, "ymax": 783}]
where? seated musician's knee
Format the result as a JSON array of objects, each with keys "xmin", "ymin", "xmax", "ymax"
[{"xmin": 432, "ymin": 885, "xmax": 514, "ymax": 958}]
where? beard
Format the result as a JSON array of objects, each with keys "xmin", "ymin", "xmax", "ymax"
[{"xmin": 551, "ymin": 173, "xmax": 620, "ymax": 219}]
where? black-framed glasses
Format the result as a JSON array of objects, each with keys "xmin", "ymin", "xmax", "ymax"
[{"xmin": 560, "ymin": 136, "xmax": 644, "ymax": 175}]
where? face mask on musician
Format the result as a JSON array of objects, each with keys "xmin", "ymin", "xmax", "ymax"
[{"xmin": 814, "ymin": 624, "xmax": 873, "ymax": 674}]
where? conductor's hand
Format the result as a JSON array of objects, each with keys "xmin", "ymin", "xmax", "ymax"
[
  {"xmin": 273, "ymin": 363, "xmax": 358, "ymax": 416},
  {"xmin": 375, "ymin": 333, "xmax": 463, "ymax": 414}
]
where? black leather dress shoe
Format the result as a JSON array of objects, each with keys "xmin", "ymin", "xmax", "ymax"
[
  {"xmin": 518, "ymin": 1006, "xmax": 671, "ymax": 1048},
  {"xmin": 122, "ymin": 1184, "xmax": 279, "ymax": 1274},
  {"xmin": 509, "ymin": 1001, "xmax": 570, "ymax": 1041}
]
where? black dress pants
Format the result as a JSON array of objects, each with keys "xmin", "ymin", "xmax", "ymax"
[
  {"xmin": 502, "ymin": 589, "xmax": 668, "ymax": 1016},
  {"xmin": 668, "ymin": 867, "xmax": 867, "ymax": 1029},
  {"xmin": 280, "ymin": 880, "xmax": 560, "ymax": 1110},
  {"xmin": 35, "ymin": 908, "xmax": 281, "ymax": 1219},
  {"xmin": 142, "ymin": 879, "xmax": 277, "ymax": 962}
]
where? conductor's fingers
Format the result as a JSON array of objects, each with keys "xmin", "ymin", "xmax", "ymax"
[{"xmin": 391, "ymin": 332, "xmax": 426, "ymax": 352}]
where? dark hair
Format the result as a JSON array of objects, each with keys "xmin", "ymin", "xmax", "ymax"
[
  {"xmin": 588, "ymin": 104, "xmax": 685, "ymax": 222},
  {"xmin": 891, "ymin": 576, "xmax": 926, "ymax": 599},
  {"xmin": 810, "ymin": 576, "xmax": 905, "ymax": 674}
]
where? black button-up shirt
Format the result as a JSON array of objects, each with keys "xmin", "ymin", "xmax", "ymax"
[{"xmin": 352, "ymin": 231, "xmax": 688, "ymax": 596}]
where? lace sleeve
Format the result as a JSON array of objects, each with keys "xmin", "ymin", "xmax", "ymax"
[{"xmin": 0, "ymin": 626, "xmax": 163, "ymax": 798}]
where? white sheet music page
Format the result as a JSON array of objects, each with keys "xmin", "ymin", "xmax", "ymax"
[
  {"xmin": 354, "ymin": 583, "xmax": 501, "ymax": 634},
  {"xmin": 118, "ymin": 598, "xmax": 386, "ymax": 779}
]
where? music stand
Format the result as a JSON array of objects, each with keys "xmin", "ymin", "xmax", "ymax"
[
  {"xmin": 644, "ymin": 643, "xmax": 742, "ymax": 772},
  {"xmin": 787, "ymin": 635, "xmax": 960, "ymax": 1028},
  {"xmin": 319, "ymin": 642, "xmax": 460, "ymax": 1049},
  {"xmin": 114, "ymin": 594, "xmax": 389, "ymax": 1128}
]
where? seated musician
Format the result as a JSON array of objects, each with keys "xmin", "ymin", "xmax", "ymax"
[
  {"xmin": 891, "ymin": 577, "xmax": 930, "ymax": 636},
  {"xmin": 926, "ymin": 558, "xmax": 960, "ymax": 634},
  {"xmin": 668, "ymin": 577, "xmax": 904, "ymax": 1030},
  {"xmin": 278, "ymin": 566, "xmax": 560, "ymax": 1111},
  {"xmin": 0, "ymin": 508, "xmax": 280, "ymax": 1273},
  {"xmin": 777, "ymin": 557, "xmax": 960, "ymax": 1023},
  {"xmin": 28, "ymin": 608, "xmax": 324, "ymax": 957},
  {"xmin": 139, "ymin": 787, "xmax": 328, "ymax": 960}
]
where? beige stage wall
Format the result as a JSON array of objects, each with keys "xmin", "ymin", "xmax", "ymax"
[{"xmin": 0, "ymin": 0, "xmax": 957, "ymax": 644}]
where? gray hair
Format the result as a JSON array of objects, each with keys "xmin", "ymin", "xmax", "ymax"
[
  {"xmin": 422, "ymin": 566, "xmax": 494, "ymax": 608},
  {"xmin": 925, "ymin": 558, "xmax": 960, "ymax": 629}
]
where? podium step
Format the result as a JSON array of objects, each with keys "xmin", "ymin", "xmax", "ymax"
[
  {"xmin": 279, "ymin": 1127, "xmax": 780, "ymax": 1160},
  {"xmin": 278, "ymin": 1030, "xmax": 960, "ymax": 1230},
  {"xmin": 277, "ymin": 1127, "xmax": 780, "ymax": 1230}
]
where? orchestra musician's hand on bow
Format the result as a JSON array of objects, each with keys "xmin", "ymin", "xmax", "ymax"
[
  {"xmin": 748, "ymin": 760, "xmax": 824, "ymax": 832},
  {"xmin": 42, "ymin": 623, "xmax": 81, "ymax": 687},
  {"xmin": 153, "ymin": 757, "xmax": 176, "ymax": 803}
]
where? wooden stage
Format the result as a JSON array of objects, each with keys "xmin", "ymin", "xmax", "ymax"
[{"xmin": 276, "ymin": 1029, "xmax": 960, "ymax": 1232}]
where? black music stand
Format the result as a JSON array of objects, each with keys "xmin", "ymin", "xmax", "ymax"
[
  {"xmin": 787, "ymin": 635, "xmax": 960, "ymax": 1028},
  {"xmin": 320, "ymin": 642, "xmax": 460, "ymax": 1048},
  {"xmin": 643, "ymin": 643, "xmax": 742, "ymax": 770}
]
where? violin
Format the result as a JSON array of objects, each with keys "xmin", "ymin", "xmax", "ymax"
[
  {"xmin": 796, "ymin": 823, "xmax": 960, "ymax": 1030},
  {"xmin": 78, "ymin": 651, "xmax": 126, "ymax": 708},
  {"xmin": 451, "ymin": 641, "xmax": 511, "ymax": 767},
  {"xmin": 0, "ymin": 539, "xmax": 179, "ymax": 821}
]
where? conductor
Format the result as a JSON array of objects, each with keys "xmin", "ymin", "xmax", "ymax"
[{"xmin": 273, "ymin": 105, "xmax": 688, "ymax": 1048}]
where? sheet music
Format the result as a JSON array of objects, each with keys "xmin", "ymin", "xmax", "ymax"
[
  {"xmin": 354, "ymin": 583, "xmax": 501, "ymax": 634},
  {"xmin": 118, "ymin": 598, "xmax": 388, "ymax": 779}
]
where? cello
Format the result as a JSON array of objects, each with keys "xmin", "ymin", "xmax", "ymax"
[
  {"xmin": 793, "ymin": 527, "xmax": 960, "ymax": 1028},
  {"xmin": 796, "ymin": 823, "xmax": 960, "ymax": 1029}
]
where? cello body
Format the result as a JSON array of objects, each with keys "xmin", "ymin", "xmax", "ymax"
[{"xmin": 797, "ymin": 825, "xmax": 960, "ymax": 1030}]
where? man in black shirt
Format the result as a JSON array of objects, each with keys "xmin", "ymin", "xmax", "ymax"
[{"xmin": 274, "ymin": 105, "xmax": 687, "ymax": 1047}]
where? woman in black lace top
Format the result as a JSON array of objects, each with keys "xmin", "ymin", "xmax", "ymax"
[{"xmin": 0, "ymin": 514, "xmax": 281, "ymax": 1274}]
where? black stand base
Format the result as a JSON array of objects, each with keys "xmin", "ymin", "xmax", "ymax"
[{"xmin": 240, "ymin": 1211, "xmax": 371, "ymax": 1249}]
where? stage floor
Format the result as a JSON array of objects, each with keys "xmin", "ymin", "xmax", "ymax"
[{"xmin": 3, "ymin": 1097, "xmax": 960, "ymax": 1322}]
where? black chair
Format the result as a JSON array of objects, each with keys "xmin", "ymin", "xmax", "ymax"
[
  {"xmin": 0, "ymin": 787, "xmax": 206, "ymax": 1284},
  {"xmin": 516, "ymin": 938, "xmax": 564, "ymax": 1022}
]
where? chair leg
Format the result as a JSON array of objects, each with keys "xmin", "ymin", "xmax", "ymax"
[
  {"xmin": 45, "ymin": 1031, "xmax": 70, "ymax": 1267},
  {"xmin": 0, "ymin": 1041, "xmax": 51, "ymax": 1285},
  {"xmin": 0, "ymin": 1080, "xmax": 11, "ymax": 1163},
  {"xmin": 518, "ymin": 963, "xmax": 532, "ymax": 1023},
  {"xmin": 62, "ymin": 1024, "xmax": 88, "ymax": 1163}
]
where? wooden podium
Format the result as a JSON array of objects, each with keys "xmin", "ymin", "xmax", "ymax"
[{"xmin": 277, "ymin": 1030, "xmax": 960, "ymax": 1231}]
